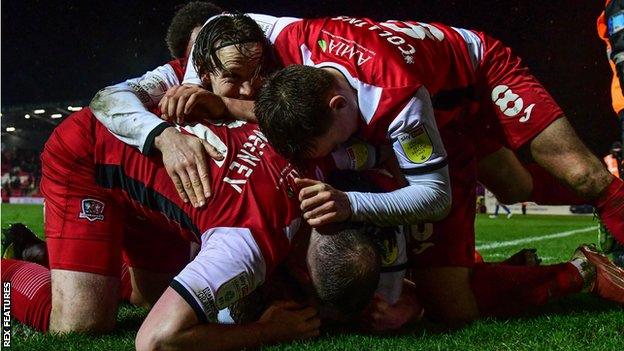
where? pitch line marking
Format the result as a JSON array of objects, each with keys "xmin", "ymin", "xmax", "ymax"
[{"xmin": 476, "ymin": 226, "xmax": 598, "ymax": 251}]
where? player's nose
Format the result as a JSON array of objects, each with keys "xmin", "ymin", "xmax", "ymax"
[{"xmin": 239, "ymin": 81, "xmax": 254, "ymax": 99}]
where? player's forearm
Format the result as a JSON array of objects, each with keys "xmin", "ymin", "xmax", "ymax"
[
  {"xmin": 222, "ymin": 97, "xmax": 257, "ymax": 122},
  {"xmin": 90, "ymin": 84, "xmax": 170, "ymax": 154},
  {"xmin": 157, "ymin": 321, "xmax": 292, "ymax": 351},
  {"xmin": 346, "ymin": 166, "xmax": 451, "ymax": 226}
]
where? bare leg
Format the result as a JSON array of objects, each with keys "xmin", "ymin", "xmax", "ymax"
[
  {"xmin": 411, "ymin": 267, "xmax": 479, "ymax": 327},
  {"xmin": 477, "ymin": 147, "xmax": 533, "ymax": 204},
  {"xmin": 49, "ymin": 269, "xmax": 119, "ymax": 333},
  {"xmin": 529, "ymin": 116, "xmax": 613, "ymax": 199},
  {"xmin": 129, "ymin": 267, "xmax": 177, "ymax": 307}
]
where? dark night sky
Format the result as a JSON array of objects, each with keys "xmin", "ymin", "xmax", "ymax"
[{"xmin": 1, "ymin": 0, "xmax": 619, "ymax": 154}]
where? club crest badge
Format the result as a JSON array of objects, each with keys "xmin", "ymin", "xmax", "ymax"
[
  {"xmin": 398, "ymin": 126, "xmax": 433, "ymax": 164},
  {"xmin": 79, "ymin": 199, "xmax": 105, "ymax": 221}
]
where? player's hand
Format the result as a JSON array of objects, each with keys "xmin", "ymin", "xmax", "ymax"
[
  {"xmin": 159, "ymin": 84, "xmax": 226, "ymax": 124},
  {"xmin": 259, "ymin": 301, "xmax": 320, "ymax": 342},
  {"xmin": 154, "ymin": 127, "xmax": 224, "ymax": 207},
  {"xmin": 503, "ymin": 248, "xmax": 541, "ymax": 266},
  {"xmin": 296, "ymin": 178, "xmax": 352, "ymax": 227},
  {"xmin": 362, "ymin": 294, "xmax": 423, "ymax": 332}
]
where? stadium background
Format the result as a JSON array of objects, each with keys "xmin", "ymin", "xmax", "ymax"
[
  {"xmin": 2, "ymin": 2, "xmax": 624, "ymax": 350},
  {"xmin": 1, "ymin": 0, "xmax": 619, "ymax": 199}
]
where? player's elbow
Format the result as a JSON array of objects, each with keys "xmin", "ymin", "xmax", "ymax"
[
  {"xmin": 428, "ymin": 189, "xmax": 451, "ymax": 221},
  {"xmin": 89, "ymin": 87, "xmax": 113, "ymax": 116}
]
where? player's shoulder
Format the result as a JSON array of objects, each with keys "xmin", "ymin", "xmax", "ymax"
[{"xmin": 166, "ymin": 57, "xmax": 188, "ymax": 82}]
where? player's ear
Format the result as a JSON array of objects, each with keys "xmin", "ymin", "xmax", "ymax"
[{"xmin": 328, "ymin": 94, "xmax": 347, "ymax": 111}]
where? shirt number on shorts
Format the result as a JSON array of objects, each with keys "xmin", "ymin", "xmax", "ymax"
[{"xmin": 491, "ymin": 85, "xmax": 535, "ymax": 123}]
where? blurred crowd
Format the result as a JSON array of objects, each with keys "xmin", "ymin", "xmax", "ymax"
[{"xmin": 1, "ymin": 148, "xmax": 42, "ymax": 200}]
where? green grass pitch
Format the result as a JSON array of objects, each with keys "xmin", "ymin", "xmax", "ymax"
[{"xmin": 2, "ymin": 203, "xmax": 623, "ymax": 350}]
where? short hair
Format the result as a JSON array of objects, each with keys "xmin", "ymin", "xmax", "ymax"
[
  {"xmin": 165, "ymin": 1, "xmax": 223, "ymax": 59},
  {"xmin": 255, "ymin": 65, "xmax": 336, "ymax": 160},
  {"xmin": 307, "ymin": 227, "xmax": 381, "ymax": 318},
  {"xmin": 192, "ymin": 14, "xmax": 275, "ymax": 80}
]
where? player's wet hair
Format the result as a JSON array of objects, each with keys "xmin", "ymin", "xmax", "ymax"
[
  {"xmin": 166, "ymin": 1, "xmax": 223, "ymax": 59},
  {"xmin": 256, "ymin": 65, "xmax": 335, "ymax": 160},
  {"xmin": 307, "ymin": 226, "xmax": 381, "ymax": 318},
  {"xmin": 192, "ymin": 14, "xmax": 275, "ymax": 81}
]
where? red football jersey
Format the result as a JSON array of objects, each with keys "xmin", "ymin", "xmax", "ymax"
[
  {"xmin": 92, "ymin": 120, "xmax": 304, "ymax": 271},
  {"xmin": 269, "ymin": 16, "xmax": 478, "ymax": 135}
]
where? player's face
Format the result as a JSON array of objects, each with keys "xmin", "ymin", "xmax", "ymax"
[
  {"xmin": 208, "ymin": 43, "xmax": 264, "ymax": 100},
  {"xmin": 306, "ymin": 107, "xmax": 358, "ymax": 159}
]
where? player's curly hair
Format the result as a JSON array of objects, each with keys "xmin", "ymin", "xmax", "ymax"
[
  {"xmin": 165, "ymin": 1, "xmax": 223, "ymax": 59},
  {"xmin": 192, "ymin": 14, "xmax": 275, "ymax": 81},
  {"xmin": 255, "ymin": 65, "xmax": 335, "ymax": 160}
]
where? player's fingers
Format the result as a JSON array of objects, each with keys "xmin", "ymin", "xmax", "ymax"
[
  {"xmin": 168, "ymin": 172, "xmax": 189, "ymax": 203},
  {"xmin": 175, "ymin": 93, "xmax": 190, "ymax": 124},
  {"xmin": 194, "ymin": 145, "xmax": 213, "ymax": 198},
  {"xmin": 298, "ymin": 306, "xmax": 318, "ymax": 321},
  {"xmin": 186, "ymin": 167, "xmax": 206, "ymax": 207},
  {"xmin": 184, "ymin": 93, "xmax": 199, "ymax": 115},
  {"xmin": 296, "ymin": 178, "xmax": 323, "ymax": 201},
  {"xmin": 201, "ymin": 140, "xmax": 224, "ymax": 160},
  {"xmin": 303, "ymin": 200, "xmax": 335, "ymax": 220},
  {"xmin": 302, "ymin": 328, "xmax": 320, "ymax": 339},
  {"xmin": 167, "ymin": 96, "xmax": 179, "ymax": 123},
  {"xmin": 307, "ymin": 212, "xmax": 338, "ymax": 227},
  {"xmin": 305, "ymin": 316, "xmax": 321, "ymax": 330},
  {"xmin": 160, "ymin": 96, "xmax": 169, "ymax": 120},
  {"xmin": 298, "ymin": 185, "xmax": 323, "ymax": 202},
  {"xmin": 177, "ymin": 168, "xmax": 198, "ymax": 206},
  {"xmin": 164, "ymin": 84, "xmax": 181, "ymax": 98},
  {"xmin": 300, "ymin": 191, "xmax": 332, "ymax": 212},
  {"xmin": 295, "ymin": 178, "xmax": 321, "ymax": 187}
]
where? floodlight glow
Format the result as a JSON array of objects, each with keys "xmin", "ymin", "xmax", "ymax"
[
  {"xmin": 34, "ymin": 109, "xmax": 45, "ymax": 114},
  {"xmin": 67, "ymin": 106, "xmax": 83, "ymax": 111},
  {"xmin": 6, "ymin": 127, "xmax": 15, "ymax": 132},
  {"xmin": 51, "ymin": 113, "xmax": 63, "ymax": 119},
  {"xmin": 24, "ymin": 114, "xmax": 31, "ymax": 119}
]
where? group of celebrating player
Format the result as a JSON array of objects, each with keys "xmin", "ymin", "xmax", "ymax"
[{"xmin": 2, "ymin": 2, "xmax": 624, "ymax": 350}]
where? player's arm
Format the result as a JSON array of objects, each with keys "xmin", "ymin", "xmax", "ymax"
[
  {"xmin": 299, "ymin": 87, "xmax": 451, "ymax": 227},
  {"xmin": 89, "ymin": 63, "xmax": 180, "ymax": 154},
  {"xmin": 135, "ymin": 227, "xmax": 319, "ymax": 351},
  {"xmin": 345, "ymin": 87, "xmax": 451, "ymax": 225},
  {"xmin": 89, "ymin": 65, "xmax": 223, "ymax": 207},
  {"xmin": 137, "ymin": 289, "xmax": 319, "ymax": 351},
  {"xmin": 159, "ymin": 87, "xmax": 258, "ymax": 124}
]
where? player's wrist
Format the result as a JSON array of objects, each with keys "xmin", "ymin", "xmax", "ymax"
[{"xmin": 153, "ymin": 126, "xmax": 179, "ymax": 151}]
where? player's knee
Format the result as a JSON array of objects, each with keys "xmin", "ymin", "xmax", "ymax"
[
  {"xmin": 50, "ymin": 270, "xmax": 120, "ymax": 334},
  {"xmin": 565, "ymin": 164, "xmax": 609, "ymax": 198},
  {"xmin": 49, "ymin": 306, "xmax": 116, "ymax": 334}
]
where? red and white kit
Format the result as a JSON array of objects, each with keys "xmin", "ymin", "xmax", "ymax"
[
  {"xmin": 42, "ymin": 108, "xmax": 304, "ymax": 323},
  {"xmin": 185, "ymin": 14, "xmax": 563, "ymax": 268}
]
